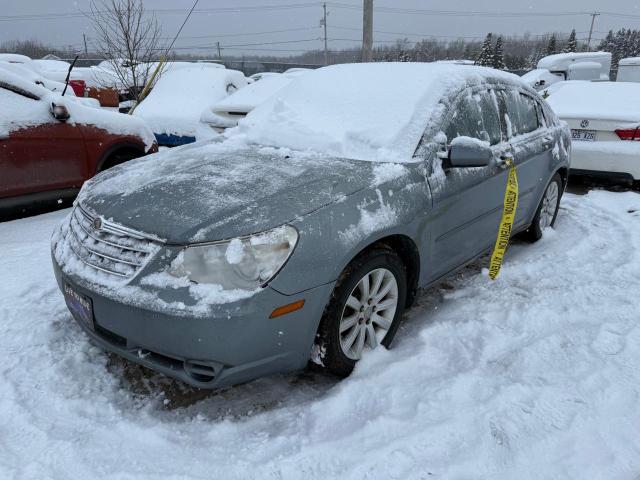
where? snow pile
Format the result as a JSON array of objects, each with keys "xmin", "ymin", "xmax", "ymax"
[
  {"xmin": 0, "ymin": 67, "xmax": 155, "ymax": 149},
  {"xmin": 546, "ymin": 81, "xmax": 640, "ymax": 122},
  {"xmin": 3, "ymin": 190, "xmax": 640, "ymax": 478},
  {"xmin": 135, "ymin": 66, "xmax": 248, "ymax": 137},
  {"xmin": 238, "ymin": 63, "xmax": 524, "ymax": 162}
]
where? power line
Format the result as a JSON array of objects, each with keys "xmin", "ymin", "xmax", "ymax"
[
  {"xmin": 0, "ymin": 3, "xmax": 321, "ymax": 22},
  {"xmin": 164, "ymin": 0, "xmax": 200, "ymax": 54},
  {"xmin": 158, "ymin": 27, "xmax": 317, "ymax": 41}
]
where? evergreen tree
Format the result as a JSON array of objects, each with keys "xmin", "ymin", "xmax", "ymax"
[
  {"xmin": 546, "ymin": 34, "xmax": 557, "ymax": 55},
  {"xmin": 475, "ymin": 33, "xmax": 493, "ymax": 66},
  {"xmin": 564, "ymin": 29, "xmax": 577, "ymax": 53},
  {"xmin": 492, "ymin": 36, "xmax": 506, "ymax": 69},
  {"xmin": 463, "ymin": 43, "xmax": 476, "ymax": 61}
]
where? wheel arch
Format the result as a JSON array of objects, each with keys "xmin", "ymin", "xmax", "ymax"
[
  {"xmin": 95, "ymin": 141, "xmax": 146, "ymax": 173},
  {"xmin": 345, "ymin": 234, "xmax": 420, "ymax": 308},
  {"xmin": 556, "ymin": 166, "xmax": 569, "ymax": 189}
]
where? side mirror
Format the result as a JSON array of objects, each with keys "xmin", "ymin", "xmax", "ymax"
[
  {"xmin": 51, "ymin": 103, "xmax": 70, "ymax": 122},
  {"xmin": 448, "ymin": 138, "xmax": 493, "ymax": 168}
]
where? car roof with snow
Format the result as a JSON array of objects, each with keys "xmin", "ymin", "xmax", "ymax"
[
  {"xmin": 237, "ymin": 62, "xmax": 526, "ymax": 163},
  {"xmin": 0, "ymin": 67, "xmax": 155, "ymax": 148},
  {"xmin": 545, "ymin": 81, "xmax": 640, "ymax": 122}
]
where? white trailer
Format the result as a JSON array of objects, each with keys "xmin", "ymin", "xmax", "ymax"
[
  {"xmin": 524, "ymin": 52, "xmax": 612, "ymax": 90},
  {"xmin": 617, "ymin": 58, "xmax": 640, "ymax": 83}
]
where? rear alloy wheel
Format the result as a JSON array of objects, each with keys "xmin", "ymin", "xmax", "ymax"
[
  {"xmin": 522, "ymin": 172, "xmax": 562, "ymax": 242},
  {"xmin": 315, "ymin": 248, "xmax": 407, "ymax": 377}
]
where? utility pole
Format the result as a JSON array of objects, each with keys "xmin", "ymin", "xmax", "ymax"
[
  {"xmin": 586, "ymin": 11, "xmax": 600, "ymax": 51},
  {"xmin": 362, "ymin": 0, "xmax": 373, "ymax": 62},
  {"xmin": 321, "ymin": 3, "xmax": 328, "ymax": 65},
  {"xmin": 83, "ymin": 33, "xmax": 88, "ymax": 55},
  {"xmin": 216, "ymin": 41, "xmax": 221, "ymax": 60}
]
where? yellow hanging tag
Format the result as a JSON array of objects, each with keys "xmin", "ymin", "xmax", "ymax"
[{"xmin": 488, "ymin": 157, "xmax": 518, "ymax": 280}]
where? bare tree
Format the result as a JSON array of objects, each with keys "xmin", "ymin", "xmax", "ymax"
[{"xmin": 88, "ymin": 0, "xmax": 163, "ymax": 100}]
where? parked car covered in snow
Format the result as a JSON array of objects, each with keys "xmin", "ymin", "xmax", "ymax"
[
  {"xmin": 0, "ymin": 60, "xmax": 73, "ymax": 95},
  {"xmin": 0, "ymin": 68, "xmax": 156, "ymax": 215},
  {"xmin": 546, "ymin": 81, "xmax": 640, "ymax": 183},
  {"xmin": 134, "ymin": 65, "xmax": 248, "ymax": 146},
  {"xmin": 202, "ymin": 71, "xmax": 303, "ymax": 133},
  {"xmin": 52, "ymin": 63, "xmax": 570, "ymax": 389}
]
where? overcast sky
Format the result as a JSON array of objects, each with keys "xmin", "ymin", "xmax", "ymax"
[{"xmin": 2, "ymin": 0, "xmax": 640, "ymax": 57}]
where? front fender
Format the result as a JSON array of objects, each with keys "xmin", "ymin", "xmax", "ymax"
[{"xmin": 269, "ymin": 172, "xmax": 431, "ymax": 295}]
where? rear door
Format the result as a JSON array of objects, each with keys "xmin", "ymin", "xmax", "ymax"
[
  {"xmin": 0, "ymin": 86, "xmax": 88, "ymax": 199},
  {"xmin": 497, "ymin": 88, "xmax": 554, "ymax": 226},
  {"xmin": 425, "ymin": 86, "xmax": 513, "ymax": 280}
]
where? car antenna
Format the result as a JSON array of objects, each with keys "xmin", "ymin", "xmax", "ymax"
[{"xmin": 62, "ymin": 55, "xmax": 79, "ymax": 97}]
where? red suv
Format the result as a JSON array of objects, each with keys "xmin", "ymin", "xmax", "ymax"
[{"xmin": 0, "ymin": 68, "xmax": 157, "ymax": 218}]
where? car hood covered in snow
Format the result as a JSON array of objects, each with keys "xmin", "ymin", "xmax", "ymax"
[{"xmin": 78, "ymin": 141, "xmax": 381, "ymax": 244}]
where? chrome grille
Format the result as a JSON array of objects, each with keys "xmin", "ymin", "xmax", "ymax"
[{"xmin": 67, "ymin": 206, "xmax": 163, "ymax": 279}]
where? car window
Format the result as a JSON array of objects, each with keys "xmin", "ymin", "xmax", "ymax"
[
  {"xmin": 501, "ymin": 90, "xmax": 540, "ymax": 137},
  {"xmin": 0, "ymin": 81, "xmax": 40, "ymax": 101},
  {"xmin": 444, "ymin": 89, "xmax": 502, "ymax": 146}
]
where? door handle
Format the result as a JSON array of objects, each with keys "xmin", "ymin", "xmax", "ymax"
[{"xmin": 542, "ymin": 136, "xmax": 554, "ymax": 149}]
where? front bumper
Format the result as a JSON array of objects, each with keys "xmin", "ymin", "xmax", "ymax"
[{"xmin": 52, "ymin": 258, "xmax": 334, "ymax": 389}]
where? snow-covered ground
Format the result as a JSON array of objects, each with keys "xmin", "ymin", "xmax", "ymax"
[{"xmin": 2, "ymin": 190, "xmax": 640, "ymax": 479}]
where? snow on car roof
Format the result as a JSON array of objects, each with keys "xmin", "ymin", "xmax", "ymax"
[
  {"xmin": 238, "ymin": 62, "xmax": 523, "ymax": 163},
  {"xmin": 0, "ymin": 53, "xmax": 31, "ymax": 64},
  {"xmin": 134, "ymin": 65, "xmax": 247, "ymax": 137},
  {"xmin": 0, "ymin": 67, "xmax": 155, "ymax": 148},
  {"xmin": 211, "ymin": 74, "xmax": 294, "ymax": 114},
  {"xmin": 546, "ymin": 81, "xmax": 640, "ymax": 123}
]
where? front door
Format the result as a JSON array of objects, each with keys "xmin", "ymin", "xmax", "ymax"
[
  {"xmin": 0, "ymin": 86, "xmax": 87, "ymax": 199},
  {"xmin": 424, "ymin": 87, "xmax": 513, "ymax": 281}
]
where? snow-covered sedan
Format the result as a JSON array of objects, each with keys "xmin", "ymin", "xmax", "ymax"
[
  {"xmin": 546, "ymin": 81, "xmax": 640, "ymax": 184},
  {"xmin": 201, "ymin": 71, "xmax": 304, "ymax": 133},
  {"xmin": 0, "ymin": 68, "xmax": 156, "ymax": 216},
  {"xmin": 134, "ymin": 65, "xmax": 248, "ymax": 147},
  {"xmin": 52, "ymin": 63, "xmax": 570, "ymax": 389}
]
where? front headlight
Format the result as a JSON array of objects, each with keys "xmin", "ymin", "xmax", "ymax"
[{"xmin": 169, "ymin": 225, "xmax": 298, "ymax": 290}]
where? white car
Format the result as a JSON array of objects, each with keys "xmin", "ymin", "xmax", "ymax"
[
  {"xmin": 202, "ymin": 72, "xmax": 300, "ymax": 133},
  {"xmin": 546, "ymin": 81, "xmax": 640, "ymax": 182}
]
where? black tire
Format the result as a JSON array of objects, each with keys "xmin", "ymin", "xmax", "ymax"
[
  {"xmin": 99, "ymin": 150, "xmax": 140, "ymax": 173},
  {"xmin": 314, "ymin": 247, "xmax": 407, "ymax": 377},
  {"xmin": 521, "ymin": 172, "xmax": 563, "ymax": 243}
]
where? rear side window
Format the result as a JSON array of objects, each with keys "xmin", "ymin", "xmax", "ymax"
[
  {"xmin": 501, "ymin": 90, "xmax": 541, "ymax": 137},
  {"xmin": 445, "ymin": 89, "xmax": 502, "ymax": 145}
]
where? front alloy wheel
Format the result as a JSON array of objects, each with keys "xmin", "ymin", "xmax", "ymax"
[
  {"xmin": 339, "ymin": 268, "xmax": 399, "ymax": 360},
  {"xmin": 315, "ymin": 247, "xmax": 407, "ymax": 377}
]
